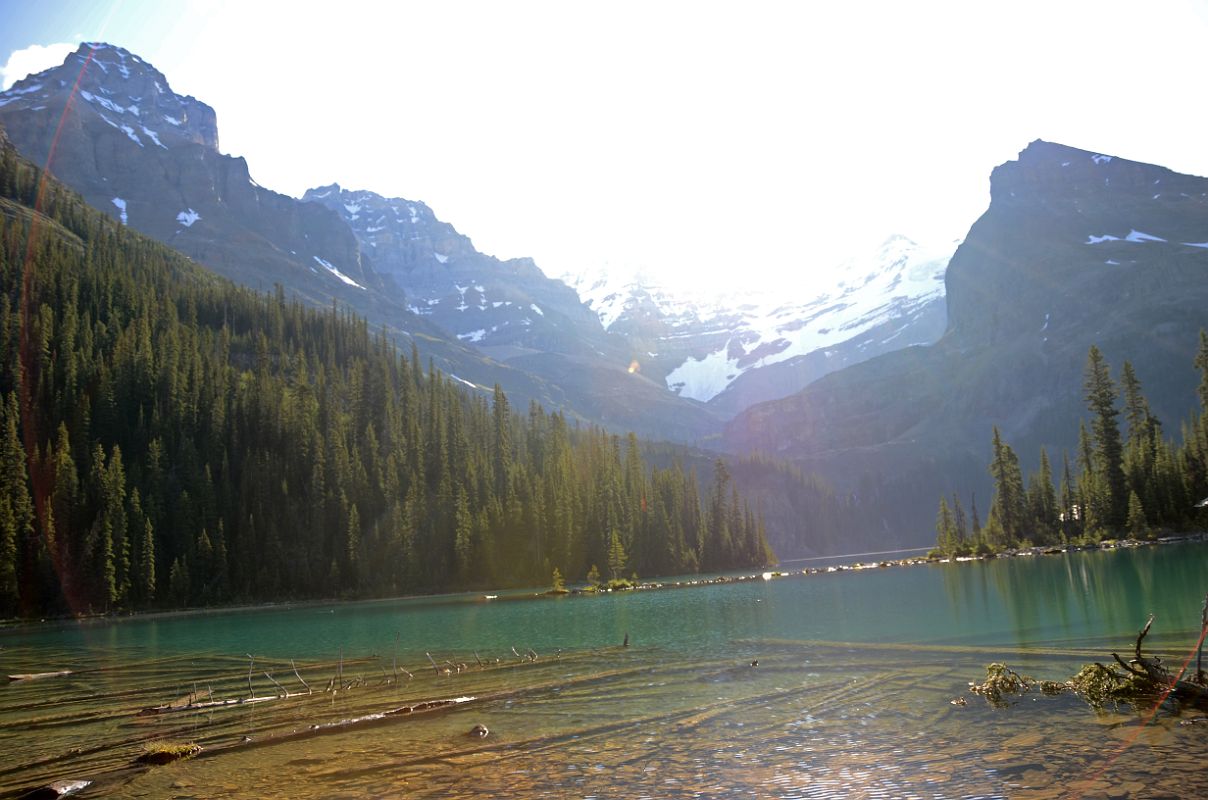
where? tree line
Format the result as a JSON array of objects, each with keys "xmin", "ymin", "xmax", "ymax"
[
  {"xmin": 935, "ymin": 339, "xmax": 1208, "ymax": 555},
  {"xmin": 0, "ymin": 132, "xmax": 772, "ymax": 618}
]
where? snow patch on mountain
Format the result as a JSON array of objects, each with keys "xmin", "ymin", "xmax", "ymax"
[
  {"xmin": 119, "ymin": 124, "xmax": 142, "ymax": 147},
  {"xmin": 111, "ymin": 197, "xmax": 127, "ymax": 224},
  {"xmin": 314, "ymin": 256, "xmax": 365, "ymax": 290},
  {"xmin": 666, "ymin": 342, "xmax": 741, "ymax": 401},
  {"xmin": 1087, "ymin": 229, "xmax": 1168, "ymax": 244}
]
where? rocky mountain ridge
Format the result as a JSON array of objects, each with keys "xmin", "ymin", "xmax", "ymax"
[{"xmin": 302, "ymin": 183, "xmax": 614, "ymax": 360}]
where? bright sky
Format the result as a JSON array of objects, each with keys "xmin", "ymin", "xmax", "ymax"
[{"xmin": 2, "ymin": 0, "xmax": 1207, "ymax": 295}]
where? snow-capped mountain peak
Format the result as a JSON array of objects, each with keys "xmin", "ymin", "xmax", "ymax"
[{"xmin": 563, "ymin": 235, "xmax": 956, "ymax": 414}]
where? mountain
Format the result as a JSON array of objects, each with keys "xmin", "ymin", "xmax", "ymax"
[
  {"xmin": 0, "ymin": 126, "xmax": 772, "ymax": 617},
  {"xmin": 299, "ymin": 183, "xmax": 722, "ymax": 440},
  {"xmin": 303, "ymin": 184, "xmax": 613, "ymax": 358},
  {"xmin": 564, "ymin": 235, "xmax": 953, "ymax": 418},
  {"xmin": 0, "ymin": 43, "xmax": 383, "ymax": 302},
  {"xmin": 0, "ymin": 42, "xmax": 722, "ymax": 442},
  {"xmin": 724, "ymin": 140, "xmax": 1208, "ymax": 544}
]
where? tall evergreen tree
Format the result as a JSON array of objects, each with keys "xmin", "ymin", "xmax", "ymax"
[
  {"xmin": 935, "ymin": 496, "xmax": 956, "ymax": 554},
  {"xmin": 1026, "ymin": 447, "xmax": 1058, "ymax": 544},
  {"xmin": 1195, "ymin": 330, "xmax": 1208, "ymax": 413},
  {"xmin": 951, "ymin": 493, "xmax": 968, "ymax": 547},
  {"xmin": 0, "ymin": 393, "xmax": 33, "ymax": 614},
  {"xmin": 1083, "ymin": 346, "xmax": 1127, "ymax": 531},
  {"xmin": 988, "ymin": 427, "xmax": 1026, "ymax": 547}
]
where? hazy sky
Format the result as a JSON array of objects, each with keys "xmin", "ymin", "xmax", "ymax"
[{"xmin": 2, "ymin": 0, "xmax": 1207, "ymax": 294}]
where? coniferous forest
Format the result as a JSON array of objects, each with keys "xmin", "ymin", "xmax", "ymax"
[
  {"xmin": 934, "ymin": 340, "xmax": 1208, "ymax": 555},
  {"xmin": 0, "ymin": 134, "xmax": 773, "ymax": 618}
]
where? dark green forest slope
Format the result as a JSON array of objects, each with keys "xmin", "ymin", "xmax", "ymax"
[{"xmin": 0, "ymin": 132, "xmax": 771, "ymax": 618}]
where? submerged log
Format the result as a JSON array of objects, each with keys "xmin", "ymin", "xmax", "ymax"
[
  {"xmin": 7, "ymin": 671, "xmax": 72, "ymax": 682},
  {"xmin": 137, "ymin": 692, "xmax": 287, "ymax": 716}
]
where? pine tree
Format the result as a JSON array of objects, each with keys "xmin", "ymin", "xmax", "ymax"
[
  {"xmin": 1084, "ymin": 346, "xmax": 1127, "ymax": 532},
  {"xmin": 607, "ymin": 528, "xmax": 627, "ymax": 582},
  {"xmin": 934, "ymin": 496, "xmax": 956, "ymax": 555},
  {"xmin": 139, "ymin": 517, "xmax": 156, "ymax": 605},
  {"xmin": 1026, "ymin": 447, "xmax": 1058, "ymax": 544},
  {"xmin": 1059, "ymin": 452, "xmax": 1080, "ymax": 541},
  {"xmin": 1126, "ymin": 490, "xmax": 1148, "ymax": 538},
  {"xmin": 0, "ymin": 393, "xmax": 33, "ymax": 614},
  {"xmin": 951, "ymin": 494, "xmax": 968, "ymax": 547},
  {"xmin": 988, "ymin": 427, "xmax": 1026, "ymax": 547},
  {"xmin": 1195, "ymin": 330, "xmax": 1208, "ymax": 413},
  {"xmin": 453, "ymin": 488, "xmax": 473, "ymax": 582}
]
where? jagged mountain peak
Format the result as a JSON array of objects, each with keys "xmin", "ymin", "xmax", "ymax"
[
  {"xmin": 0, "ymin": 41, "xmax": 382, "ymax": 298},
  {"xmin": 0, "ymin": 41, "xmax": 219, "ymax": 152},
  {"xmin": 303, "ymin": 183, "xmax": 469, "ymax": 276}
]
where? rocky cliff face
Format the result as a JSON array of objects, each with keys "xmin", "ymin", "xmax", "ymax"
[{"xmin": 724, "ymin": 141, "xmax": 1208, "ymax": 543}]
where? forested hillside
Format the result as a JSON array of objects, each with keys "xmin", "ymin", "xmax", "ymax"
[
  {"xmin": 0, "ymin": 132, "xmax": 772, "ymax": 618},
  {"xmin": 933, "ymin": 343, "xmax": 1208, "ymax": 555}
]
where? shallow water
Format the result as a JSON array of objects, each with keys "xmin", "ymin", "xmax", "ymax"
[{"xmin": 2, "ymin": 542, "xmax": 1207, "ymax": 798}]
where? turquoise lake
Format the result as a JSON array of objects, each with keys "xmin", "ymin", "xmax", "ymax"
[{"xmin": 2, "ymin": 541, "xmax": 1207, "ymax": 798}]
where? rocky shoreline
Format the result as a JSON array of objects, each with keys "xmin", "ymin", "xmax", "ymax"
[{"xmin": 564, "ymin": 531, "xmax": 1208, "ymax": 596}]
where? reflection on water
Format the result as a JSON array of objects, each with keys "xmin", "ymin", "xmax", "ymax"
[{"xmin": 1, "ymin": 542, "xmax": 1206, "ymax": 798}]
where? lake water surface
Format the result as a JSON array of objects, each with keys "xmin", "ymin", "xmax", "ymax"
[{"xmin": 2, "ymin": 541, "xmax": 1207, "ymax": 798}]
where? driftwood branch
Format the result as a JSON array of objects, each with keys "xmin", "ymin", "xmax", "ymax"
[
  {"xmin": 1115, "ymin": 613, "xmax": 1208, "ymax": 701},
  {"xmin": 291, "ymin": 660, "xmax": 311, "ymax": 694},
  {"xmin": 263, "ymin": 672, "xmax": 288, "ymax": 697}
]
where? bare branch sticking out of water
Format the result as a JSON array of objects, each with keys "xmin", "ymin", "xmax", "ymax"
[
  {"xmin": 291, "ymin": 660, "xmax": 311, "ymax": 694},
  {"xmin": 964, "ymin": 611, "xmax": 1208, "ymax": 709}
]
